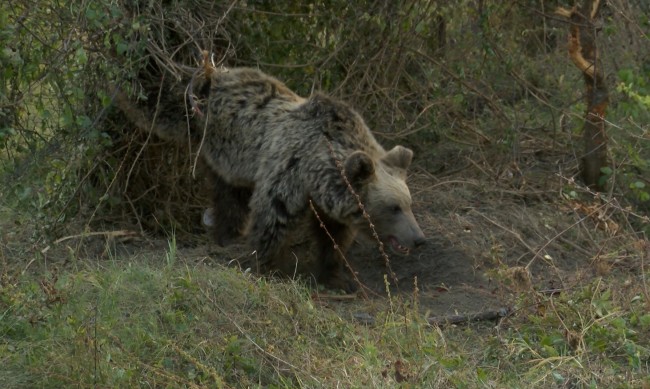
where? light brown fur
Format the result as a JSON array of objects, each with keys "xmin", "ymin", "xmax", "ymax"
[
  {"xmin": 194, "ymin": 68, "xmax": 425, "ymax": 290},
  {"xmin": 117, "ymin": 67, "xmax": 426, "ymax": 290}
]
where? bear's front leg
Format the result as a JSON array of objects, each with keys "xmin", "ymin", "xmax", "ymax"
[
  {"xmin": 308, "ymin": 177, "xmax": 363, "ymax": 226},
  {"xmin": 311, "ymin": 208, "xmax": 360, "ymax": 292},
  {"xmin": 246, "ymin": 177, "xmax": 306, "ymax": 271},
  {"xmin": 303, "ymin": 151, "xmax": 374, "ymax": 226}
]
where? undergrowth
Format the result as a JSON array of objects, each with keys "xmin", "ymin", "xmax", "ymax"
[{"xmin": 1, "ymin": 239, "xmax": 649, "ymax": 388}]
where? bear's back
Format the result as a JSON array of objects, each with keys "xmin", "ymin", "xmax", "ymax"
[
  {"xmin": 296, "ymin": 93, "xmax": 386, "ymax": 160},
  {"xmin": 205, "ymin": 67, "xmax": 386, "ymax": 162}
]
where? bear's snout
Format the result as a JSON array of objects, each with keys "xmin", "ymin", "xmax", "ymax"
[{"xmin": 414, "ymin": 236, "xmax": 426, "ymax": 248}]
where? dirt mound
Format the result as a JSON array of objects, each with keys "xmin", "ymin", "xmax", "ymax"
[{"xmin": 174, "ymin": 154, "xmax": 623, "ymax": 318}]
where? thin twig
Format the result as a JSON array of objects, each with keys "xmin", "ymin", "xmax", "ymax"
[
  {"xmin": 525, "ymin": 198, "xmax": 614, "ymax": 270},
  {"xmin": 325, "ymin": 141, "xmax": 399, "ymax": 290},
  {"xmin": 52, "ymin": 230, "xmax": 139, "ymax": 245},
  {"xmin": 309, "ymin": 200, "xmax": 370, "ymax": 299},
  {"xmin": 124, "ymin": 76, "xmax": 166, "ymax": 190}
]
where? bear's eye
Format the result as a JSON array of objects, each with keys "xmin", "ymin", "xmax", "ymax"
[{"xmin": 390, "ymin": 204, "xmax": 402, "ymax": 214}]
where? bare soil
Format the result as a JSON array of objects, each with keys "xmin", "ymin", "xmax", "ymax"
[
  {"xmin": 176, "ymin": 152, "xmax": 608, "ymax": 320},
  {"xmin": 190, "ymin": 139, "xmax": 626, "ymax": 316}
]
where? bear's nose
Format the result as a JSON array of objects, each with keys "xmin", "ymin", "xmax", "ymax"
[{"xmin": 414, "ymin": 237, "xmax": 426, "ymax": 247}]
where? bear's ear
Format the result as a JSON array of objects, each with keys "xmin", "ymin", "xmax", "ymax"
[
  {"xmin": 382, "ymin": 146, "xmax": 413, "ymax": 170},
  {"xmin": 343, "ymin": 151, "xmax": 375, "ymax": 183}
]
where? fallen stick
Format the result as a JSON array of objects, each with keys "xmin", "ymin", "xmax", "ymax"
[
  {"xmin": 427, "ymin": 307, "xmax": 511, "ymax": 326},
  {"xmin": 350, "ymin": 307, "xmax": 512, "ymax": 327}
]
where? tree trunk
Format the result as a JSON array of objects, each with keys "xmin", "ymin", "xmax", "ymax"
[{"xmin": 556, "ymin": 0, "xmax": 609, "ymax": 191}]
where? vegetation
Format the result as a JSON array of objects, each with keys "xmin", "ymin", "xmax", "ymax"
[
  {"xmin": 2, "ymin": 244, "xmax": 650, "ymax": 387},
  {"xmin": 2, "ymin": 0, "xmax": 649, "ymax": 387}
]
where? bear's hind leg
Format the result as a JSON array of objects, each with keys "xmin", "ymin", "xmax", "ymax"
[{"xmin": 205, "ymin": 171, "xmax": 253, "ymax": 246}]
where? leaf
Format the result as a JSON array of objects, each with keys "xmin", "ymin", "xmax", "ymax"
[
  {"xmin": 116, "ymin": 42, "xmax": 129, "ymax": 56},
  {"xmin": 610, "ymin": 317, "xmax": 626, "ymax": 330},
  {"xmin": 75, "ymin": 47, "xmax": 88, "ymax": 65},
  {"xmin": 600, "ymin": 166, "xmax": 613, "ymax": 175},
  {"xmin": 542, "ymin": 344, "xmax": 559, "ymax": 357},
  {"xmin": 639, "ymin": 314, "xmax": 650, "ymax": 330}
]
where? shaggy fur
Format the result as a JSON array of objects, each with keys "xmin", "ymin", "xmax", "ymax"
[
  {"xmin": 115, "ymin": 67, "xmax": 425, "ymax": 290},
  {"xmin": 194, "ymin": 68, "xmax": 425, "ymax": 290}
]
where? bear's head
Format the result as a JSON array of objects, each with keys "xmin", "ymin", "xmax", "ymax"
[{"xmin": 344, "ymin": 146, "xmax": 426, "ymax": 254}]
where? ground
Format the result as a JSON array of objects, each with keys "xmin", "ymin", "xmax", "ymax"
[
  {"xmin": 3, "ymin": 142, "xmax": 648, "ymax": 387},
  {"xmin": 143, "ymin": 144, "xmax": 615, "ymax": 321},
  {"xmin": 185, "ymin": 131, "xmax": 611, "ymax": 316},
  {"xmin": 200, "ymin": 174, "xmax": 503, "ymax": 320}
]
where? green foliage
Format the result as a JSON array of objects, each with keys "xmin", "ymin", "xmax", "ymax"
[
  {"xmin": 610, "ymin": 68, "xmax": 650, "ymax": 212},
  {"xmin": 1, "ymin": 1, "xmax": 148, "ymax": 236},
  {"xmin": 617, "ymin": 68, "xmax": 650, "ymax": 116},
  {"xmin": 508, "ymin": 279, "xmax": 650, "ymax": 385}
]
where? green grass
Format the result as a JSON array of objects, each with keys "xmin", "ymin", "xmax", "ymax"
[{"xmin": 1, "ymin": 241, "xmax": 650, "ymax": 388}]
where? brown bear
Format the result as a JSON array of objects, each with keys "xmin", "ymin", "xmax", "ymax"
[
  {"xmin": 194, "ymin": 67, "xmax": 426, "ymax": 290},
  {"xmin": 114, "ymin": 66, "xmax": 425, "ymax": 290}
]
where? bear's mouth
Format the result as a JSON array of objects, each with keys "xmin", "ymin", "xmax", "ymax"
[{"xmin": 387, "ymin": 236, "xmax": 410, "ymax": 255}]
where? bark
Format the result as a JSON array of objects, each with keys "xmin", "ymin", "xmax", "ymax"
[{"xmin": 556, "ymin": 0, "xmax": 609, "ymax": 191}]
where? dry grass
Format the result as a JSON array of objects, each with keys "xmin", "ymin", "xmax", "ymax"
[{"xmin": 1, "ymin": 227, "xmax": 649, "ymax": 388}]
